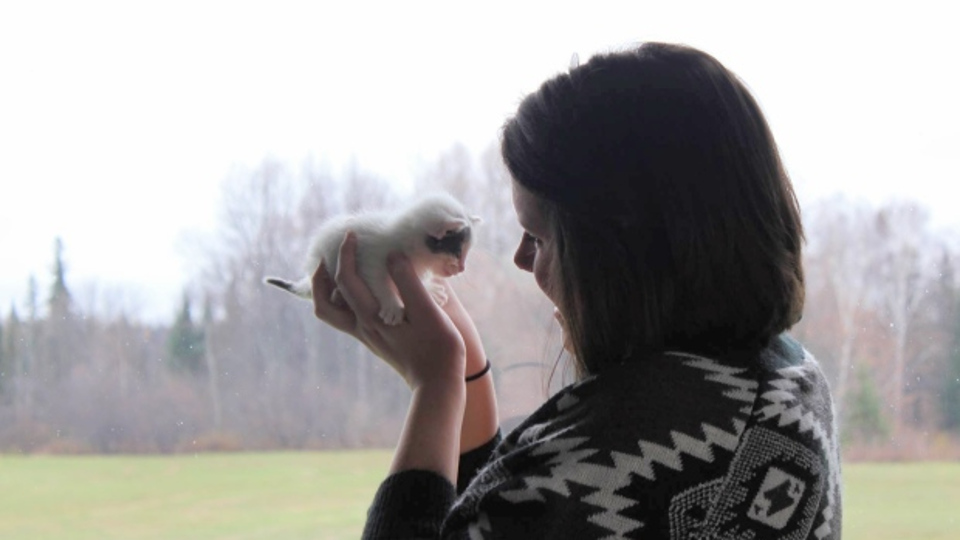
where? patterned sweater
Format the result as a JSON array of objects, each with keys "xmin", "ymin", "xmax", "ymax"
[{"xmin": 363, "ymin": 335, "xmax": 842, "ymax": 539}]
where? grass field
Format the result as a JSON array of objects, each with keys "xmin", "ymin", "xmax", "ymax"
[
  {"xmin": 0, "ymin": 451, "xmax": 392, "ymax": 540},
  {"xmin": 1, "ymin": 453, "xmax": 958, "ymax": 539}
]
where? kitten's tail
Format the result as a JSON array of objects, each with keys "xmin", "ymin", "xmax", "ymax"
[{"xmin": 263, "ymin": 276, "xmax": 313, "ymax": 300}]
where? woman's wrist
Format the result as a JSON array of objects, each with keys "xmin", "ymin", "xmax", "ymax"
[
  {"xmin": 407, "ymin": 361, "xmax": 467, "ymax": 392},
  {"xmin": 465, "ymin": 359, "xmax": 491, "ymax": 382}
]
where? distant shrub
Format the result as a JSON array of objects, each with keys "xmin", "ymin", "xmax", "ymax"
[
  {"xmin": 844, "ymin": 364, "xmax": 890, "ymax": 444},
  {"xmin": 179, "ymin": 431, "xmax": 245, "ymax": 453}
]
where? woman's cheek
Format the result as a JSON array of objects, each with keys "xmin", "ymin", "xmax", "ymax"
[
  {"xmin": 533, "ymin": 258, "xmax": 553, "ymax": 302},
  {"xmin": 538, "ymin": 245, "xmax": 572, "ymax": 352}
]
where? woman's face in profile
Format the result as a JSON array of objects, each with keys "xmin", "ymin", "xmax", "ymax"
[
  {"xmin": 512, "ymin": 182, "xmax": 572, "ymax": 349},
  {"xmin": 512, "ymin": 182, "xmax": 554, "ymax": 297}
]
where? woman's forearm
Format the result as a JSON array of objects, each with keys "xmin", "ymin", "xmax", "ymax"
[
  {"xmin": 444, "ymin": 293, "xmax": 500, "ymax": 454},
  {"xmin": 389, "ymin": 380, "xmax": 467, "ymax": 483},
  {"xmin": 461, "ymin": 335, "xmax": 499, "ymax": 453}
]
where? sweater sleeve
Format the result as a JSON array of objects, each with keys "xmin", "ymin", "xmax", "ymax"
[
  {"xmin": 457, "ymin": 430, "xmax": 502, "ymax": 494},
  {"xmin": 362, "ymin": 432, "xmax": 502, "ymax": 540},
  {"xmin": 362, "ymin": 470, "xmax": 456, "ymax": 540}
]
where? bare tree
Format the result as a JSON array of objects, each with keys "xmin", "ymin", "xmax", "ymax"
[
  {"xmin": 871, "ymin": 202, "xmax": 940, "ymax": 436},
  {"xmin": 803, "ymin": 198, "xmax": 879, "ymax": 418},
  {"xmin": 475, "ymin": 143, "xmax": 521, "ymax": 257},
  {"xmin": 201, "ymin": 297, "xmax": 222, "ymax": 430},
  {"xmin": 342, "ymin": 161, "xmax": 397, "ymax": 214},
  {"xmin": 417, "ymin": 143, "xmax": 478, "ymax": 203}
]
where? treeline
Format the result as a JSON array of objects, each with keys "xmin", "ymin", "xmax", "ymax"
[
  {"xmin": 794, "ymin": 199, "xmax": 960, "ymax": 458},
  {"xmin": 1, "ymin": 145, "xmax": 959, "ymax": 459},
  {"xmin": 0, "ymin": 144, "xmax": 540, "ymax": 454}
]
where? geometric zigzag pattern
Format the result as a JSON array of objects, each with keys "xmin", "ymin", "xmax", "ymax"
[
  {"xmin": 495, "ymin": 353, "xmax": 763, "ymax": 539},
  {"xmin": 366, "ymin": 336, "xmax": 844, "ymax": 540},
  {"xmin": 678, "ymin": 355, "xmax": 760, "ymax": 413},
  {"xmin": 754, "ymin": 351, "xmax": 841, "ymax": 540},
  {"xmin": 498, "ymin": 435, "xmax": 645, "ymax": 537}
]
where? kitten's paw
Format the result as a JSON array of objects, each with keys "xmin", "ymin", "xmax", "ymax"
[
  {"xmin": 379, "ymin": 305, "xmax": 405, "ymax": 326},
  {"xmin": 428, "ymin": 281, "xmax": 449, "ymax": 306}
]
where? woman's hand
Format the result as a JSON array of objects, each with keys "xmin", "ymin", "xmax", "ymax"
[
  {"xmin": 311, "ymin": 232, "xmax": 466, "ymax": 390},
  {"xmin": 313, "ymin": 232, "xmax": 469, "ymax": 483}
]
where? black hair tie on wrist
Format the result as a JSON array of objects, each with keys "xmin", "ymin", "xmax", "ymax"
[{"xmin": 465, "ymin": 359, "xmax": 491, "ymax": 382}]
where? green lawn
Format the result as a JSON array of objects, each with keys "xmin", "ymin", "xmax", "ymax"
[
  {"xmin": 842, "ymin": 463, "xmax": 960, "ymax": 540},
  {"xmin": 0, "ymin": 451, "xmax": 392, "ymax": 540},
  {"xmin": 1, "ymin": 453, "xmax": 958, "ymax": 539}
]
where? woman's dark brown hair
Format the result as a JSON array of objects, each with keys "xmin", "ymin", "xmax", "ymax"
[{"xmin": 501, "ymin": 42, "xmax": 804, "ymax": 376}]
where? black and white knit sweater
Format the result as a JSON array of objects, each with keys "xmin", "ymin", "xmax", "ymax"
[{"xmin": 363, "ymin": 334, "xmax": 842, "ymax": 539}]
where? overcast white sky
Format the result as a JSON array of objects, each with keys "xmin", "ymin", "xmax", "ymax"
[{"xmin": 1, "ymin": 1, "xmax": 958, "ymax": 323}]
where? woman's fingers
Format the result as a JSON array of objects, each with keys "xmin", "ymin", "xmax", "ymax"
[
  {"xmin": 333, "ymin": 232, "xmax": 381, "ymax": 322},
  {"xmin": 330, "ymin": 288, "xmax": 347, "ymax": 308},
  {"xmin": 387, "ymin": 252, "xmax": 439, "ymax": 322},
  {"xmin": 311, "ymin": 261, "xmax": 354, "ymax": 331}
]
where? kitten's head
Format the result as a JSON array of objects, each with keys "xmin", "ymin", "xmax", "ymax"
[{"xmin": 406, "ymin": 193, "xmax": 481, "ymax": 277}]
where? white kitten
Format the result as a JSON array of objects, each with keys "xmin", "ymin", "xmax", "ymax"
[{"xmin": 264, "ymin": 192, "xmax": 480, "ymax": 325}]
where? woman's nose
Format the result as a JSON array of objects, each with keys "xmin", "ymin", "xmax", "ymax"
[{"xmin": 513, "ymin": 244, "xmax": 533, "ymax": 272}]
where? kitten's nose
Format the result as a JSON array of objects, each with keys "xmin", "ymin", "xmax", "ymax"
[{"xmin": 457, "ymin": 259, "xmax": 466, "ymax": 273}]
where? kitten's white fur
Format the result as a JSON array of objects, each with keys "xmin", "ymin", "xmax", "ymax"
[{"xmin": 264, "ymin": 192, "xmax": 480, "ymax": 325}]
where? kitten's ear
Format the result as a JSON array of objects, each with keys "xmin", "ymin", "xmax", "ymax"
[{"xmin": 428, "ymin": 218, "xmax": 468, "ymax": 239}]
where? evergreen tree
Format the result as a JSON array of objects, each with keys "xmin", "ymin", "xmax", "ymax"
[
  {"xmin": 43, "ymin": 239, "xmax": 77, "ymax": 379},
  {"xmin": 3, "ymin": 306, "xmax": 26, "ymax": 418},
  {"xmin": 24, "ymin": 279, "xmax": 37, "ymax": 377},
  {"xmin": 941, "ymin": 290, "xmax": 960, "ymax": 433},
  {"xmin": 167, "ymin": 293, "xmax": 205, "ymax": 374},
  {"xmin": 0, "ymin": 316, "xmax": 5, "ymax": 394},
  {"xmin": 2, "ymin": 307, "xmax": 23, "ymax": 399},
  {"xmin": 48, "ymin": 237, "xmax": 72, "ymax": 319},
  {"xmin": 845, "ymin": 365, "xmax": 890, "ymax": 443},
  {"xmin": 5, "ymin": 306, "xmax": 22, "ymax": 374},
  {"xmin": 26, "ymin": 276, "xmax": 38, "ymax": 323}
]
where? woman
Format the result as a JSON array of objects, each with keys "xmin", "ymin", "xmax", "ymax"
[{"xmin": 312, "ymin": 42, "xmax": 841, "ymax": 539}]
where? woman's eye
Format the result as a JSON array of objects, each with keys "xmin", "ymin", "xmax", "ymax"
[{"xmin": 523, "ymin": 232, "xmax": 542, "ymax": 248}]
